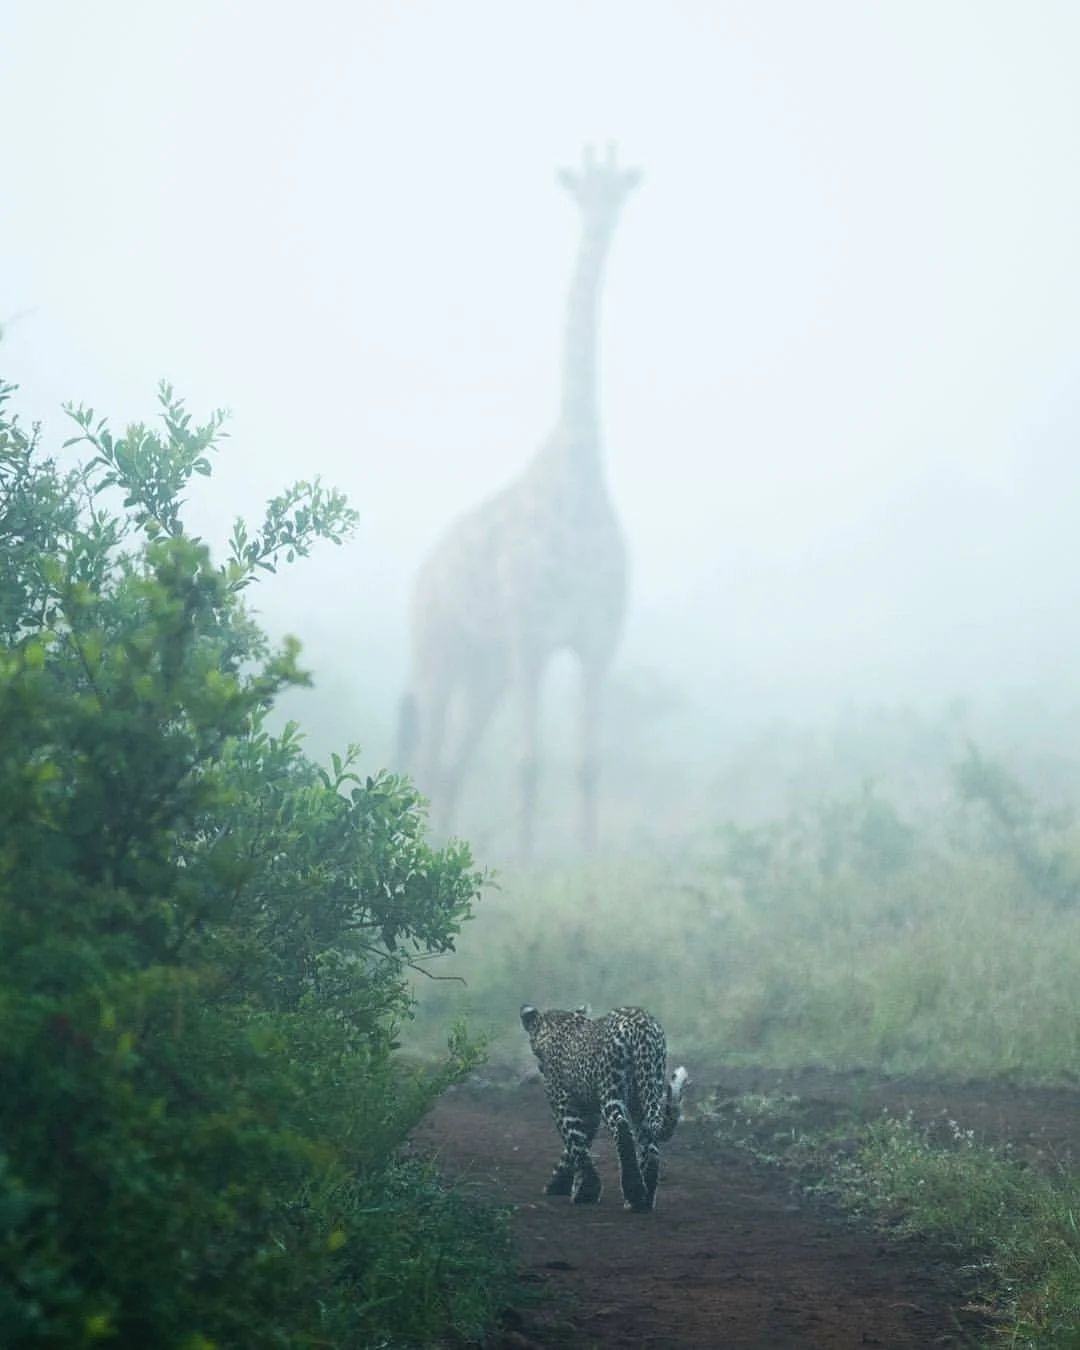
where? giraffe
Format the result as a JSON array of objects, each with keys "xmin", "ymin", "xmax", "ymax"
[{"xmin": 399, "ymin": 144, "xmax": 639, "ymax": 858}]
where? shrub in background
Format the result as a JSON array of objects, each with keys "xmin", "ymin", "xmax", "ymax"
[{"xmin": 412, "ymin": 772, "xmax": 1080, "ymax": 1083}]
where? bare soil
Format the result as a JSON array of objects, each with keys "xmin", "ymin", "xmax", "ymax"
[{"xmin": 410, "ymin": 1069, "xmax": 1064, "ymax": 1348}]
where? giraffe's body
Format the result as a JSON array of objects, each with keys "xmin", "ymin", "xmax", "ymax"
[{"xmin": 400, "ymin": 147, "xmax": 638, "ymax": 856}]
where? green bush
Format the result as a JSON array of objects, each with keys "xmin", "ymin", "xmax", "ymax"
[{"xmin": 0, "ymin": 382, "xmax": 511, "ymax": 1347}]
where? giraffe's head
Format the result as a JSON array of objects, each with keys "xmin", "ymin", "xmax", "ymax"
[{"xmin": 558, "ymin": 143, "xmax": 641, "ymax": 227}]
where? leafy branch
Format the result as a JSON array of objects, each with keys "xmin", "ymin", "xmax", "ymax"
[
  {"xmin": 225, "ymin": 478, "xmax": 358, "ymax": 591},
  {"xmin": 64, "ymin": 380, "xmax": 226, "ymax": 538}
]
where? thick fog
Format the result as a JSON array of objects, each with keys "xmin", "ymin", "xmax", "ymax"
[{"xmin": 5, "ymin": 2, "xmax": 1080, "ymax": 845}]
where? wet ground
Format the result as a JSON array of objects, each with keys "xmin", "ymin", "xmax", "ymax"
[{"xmin": 411, "ymin": 1065, "xmax": 1071, "ymax": 1348}]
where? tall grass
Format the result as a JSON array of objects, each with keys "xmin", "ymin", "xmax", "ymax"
[{"xmin": 409, "ymin": 776, "xmax": 1080, "ymax": 1084}]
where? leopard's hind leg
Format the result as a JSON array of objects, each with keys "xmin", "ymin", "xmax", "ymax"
[
  {"xmin": 628, "ymin": 1052, "xmax": 669, "ymax": 1212},
  {"xmin": 601, "ymin": 1098, "xmax": 649, "ymax": 1212},
  {"xmin": 637, "ymin": 1126, "xmax": 660, "ymax": 1210}
]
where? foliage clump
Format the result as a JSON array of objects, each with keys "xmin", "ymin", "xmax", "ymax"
[
  {"xmin": 0, "ymin": 382, "xmax": 511, "ymax": 1347},
  {"xmin": 414, "ymin": 754, "xmax": 1080, "ymax": 1082}
]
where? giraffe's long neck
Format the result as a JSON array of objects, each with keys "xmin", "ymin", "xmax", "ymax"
[{"xmin": 559, "ymin": 218, "xmax": 615, "ymax": 452}]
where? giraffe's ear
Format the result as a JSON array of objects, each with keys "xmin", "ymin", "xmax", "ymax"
[{"xmin": 520, "ymin": 1005, "xmax": 540, "ymax": 1033}]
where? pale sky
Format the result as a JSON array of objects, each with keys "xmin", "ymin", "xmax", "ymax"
[{"xmin": 4, "ymin": 1, "xmax": 1080, "ymax": 748}]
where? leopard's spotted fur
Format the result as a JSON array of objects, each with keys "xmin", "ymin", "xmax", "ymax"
[{"xmin": 519, "ymin": 1004, "xmax": 687, "ymax": 1212}]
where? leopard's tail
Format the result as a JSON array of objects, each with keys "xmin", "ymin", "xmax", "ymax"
[{"xmin": 657, "ymin": 1065, "xmax": 689, "ymax": 1141}]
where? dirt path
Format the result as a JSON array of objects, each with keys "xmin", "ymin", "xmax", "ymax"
[{"xmin": 414, "ymin": 1078, "xmax": 990, "ymax": 1348}]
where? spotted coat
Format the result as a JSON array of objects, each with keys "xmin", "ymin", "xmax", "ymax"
[{"xmin": 519, "ymin": 1004, "xmax": 687, "ymax": 1212}]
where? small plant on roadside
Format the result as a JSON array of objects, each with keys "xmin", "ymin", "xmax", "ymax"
[{"xmin": 704, "ymin": 1090, "xmax": 1080, "ymax": 1349}]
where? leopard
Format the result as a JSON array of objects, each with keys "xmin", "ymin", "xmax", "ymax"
[{"xmin": 519, "ymin": 1003, "xmax": 688, "ymax": 1212}]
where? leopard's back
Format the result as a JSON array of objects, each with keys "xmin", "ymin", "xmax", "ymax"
[
  {"xmin": 534, "ymin": 1009, "xmax": 608, "ymax": 1104},
  {"xmin": 599, "ymin": 1007, "xmax": 668, "ymax": 1134},
  {"xmin": 524, "ymin": 1005, "xmax": 668, "ymax": 1128}
]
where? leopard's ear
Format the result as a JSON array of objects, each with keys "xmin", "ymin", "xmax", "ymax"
[
  {"xmin": 575, "ymin": 1003, "xmax": 592, "ymax": 1017},
  {"xmin": 520, "ymin": 1004, "xmax": 540, "ymax": 1033}
]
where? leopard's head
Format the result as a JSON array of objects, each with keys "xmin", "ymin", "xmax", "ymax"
[{"xmin": 519, "ymin": 1004, "xmax": 588, "ymax": 1074}]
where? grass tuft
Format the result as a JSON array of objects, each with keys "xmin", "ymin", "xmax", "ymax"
[{"xmin": 703, "ymin": 1091, "xmax": 1080, "ymax": 1348}]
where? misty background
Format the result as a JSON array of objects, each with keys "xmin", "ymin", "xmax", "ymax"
[{"xmin": 5, "ymin": 1, "xmax": 1080, "ymax": 854}]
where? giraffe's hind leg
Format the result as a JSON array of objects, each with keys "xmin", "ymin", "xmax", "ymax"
[
  {"xmin": 578, "ymin": 661, "xmax": 605, "ymax": 854},
  {"xmin": 412, "ymin": 676, "xmax": 452, "ymax": 820},
  {"xmin": 515, "ymin": 659, "xmax": 542, "ymax": 862},
  {"xmin": 440, "ymin": 674, "xmax": 501, "ymax": 835}
]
